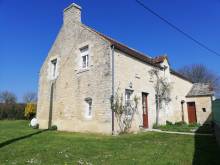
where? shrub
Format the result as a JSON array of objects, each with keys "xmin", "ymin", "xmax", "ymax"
[
  {"xmin": 0, "ymin": 103, "xmax": 25, "ymax": 120},
  {"xmin": 49, "ymin": 125, "xmax": 57, "ymax": 130},
  {"xmin": 32, "ymin": 123, "xmax": 39, "ymax": 129},
  {"xmin": 153, "ymin": 123, "xmax": 159, "ymax": 129},
  {"xmin": 189, "ymin": 122, "xmax": 200, "ymax": 127},
  {"xmin": 24, "ymin": 103, "xmax": 37, "ymax": 120},
  {"xmin": 166, "ymin": 121, "xmax": 173, "ymax": 125},
  {"xmin": 174, "ymin": 121, "xmax": 187, "ymax": 126}
]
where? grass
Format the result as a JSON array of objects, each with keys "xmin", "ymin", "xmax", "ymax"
[
  {"xmin": 153, "ymin": 121, "xmax": 214, "ymax": 134},
  {"xmin": 0, "ymin": 120, "xmax": 219, "ymax": 165}
]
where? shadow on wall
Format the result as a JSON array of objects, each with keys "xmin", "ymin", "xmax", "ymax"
[{"xmin": 193, "ymin": 114, "xmax": 220, "ymax": 165}]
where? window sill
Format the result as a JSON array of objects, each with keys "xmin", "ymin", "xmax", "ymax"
[
  {"xmin": 77, "ymin": 68, "xmax": 90, "ymax": 74},
  {"xmin": 49, "ymin": 76, "xmax": 58, "ymax": 81},
  {"xmin": 85, "ymin": 116, "xmax": 92, "ymax": 120}
]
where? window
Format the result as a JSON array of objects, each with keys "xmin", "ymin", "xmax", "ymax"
[
  {"xmin": 85, "ymin": 97, "xmax": 92, "ymax": 118},
  {"xmin": 51, "ymin": 59, "xmax": 57, "ymax": 78},
  {"xmin": 202, "ymin": 108, "xmax": 206, "ymax": 112},
  {"xmin": 125, "ymin": 89, "xmax": 133, "ymax": 106},
  {"xmin": 80, "ymin": 46, "xmax": 89, "ymax": 69}
]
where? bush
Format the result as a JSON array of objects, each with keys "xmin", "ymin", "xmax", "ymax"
[
  {"xmin": 24, "ymin": 103, "xmax": 37, "ymax": 120},
  {"xmin": 189, "ymin": 122, "xmax": 200, "ymax": 127},
  {"xmin": 174, "ymin": 121, "xmax": 187, "ymax": 126},
  {"xmin": 153, "ymin": 123, "xmax": 159, "ymax": 129},
  {"xmin": 32, "ymin": 123, "xmax": 39, "ymax": 129},
  {"xmin": 0, "ymin": 103, "xmax": 25, "ymax": 120},
  {"xmin": 166, "ymin": 121, "xmax": 173, "ymax": 125},
  {"xmin": 49, "ymin": 125, "xmax": 57, "ymax": 131}
]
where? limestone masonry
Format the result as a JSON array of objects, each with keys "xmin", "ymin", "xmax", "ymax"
[{"xmin": 37, "ymin": 3, "xmax": 214, "ymax": 134}]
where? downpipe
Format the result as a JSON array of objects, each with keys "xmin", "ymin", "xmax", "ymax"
[{"xmin": 111, "ymin": 45, "xmax": 115, "ymax": 135}]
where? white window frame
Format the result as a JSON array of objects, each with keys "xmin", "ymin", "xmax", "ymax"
[
  {"xmin": 80, "ymin": 46, "xmax": 89, "ymax": 69},
  {"xmin": 85, "ymin": 97, "xmax": 92, "ymax": 118},
  {"xmin": 125, "ymin": 89, "xmax": 134, "ymax": 118},
  {"xmin": 48, "ymin": 58, "xmax": 58, "ymax": 80},
  {"xmin": 125, "ymin": 89, "xmax": 133, "ymax": 106}
]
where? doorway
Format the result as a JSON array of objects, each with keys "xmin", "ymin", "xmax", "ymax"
[
  {"xmin": 142, "ymin": 93, "xmax": 149, "ymax": 128},
  {"xmin": 187, "ymin": 102, "xmax": 197, "ymax": 124}
]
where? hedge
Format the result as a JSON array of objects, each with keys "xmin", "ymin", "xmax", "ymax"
[{"xmin": 0, "ymin": 103, "xmax": 26, "ymax": 120}]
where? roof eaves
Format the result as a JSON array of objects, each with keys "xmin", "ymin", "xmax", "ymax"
[
  {"xmin": 170, "ymin": 69, "xmax": 193, "ymax": 83},
  {"xmin": 186, "ymin": 94, "xmax": 214, "ymax": 98},
  {"xmin": 85, "ymin": 26, "xmax": 163, "ymax": 69}
]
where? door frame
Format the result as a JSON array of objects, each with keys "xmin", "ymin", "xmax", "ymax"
[
  {"xmin": 142, "ymin": 92, "xmax": 149, "ymax": 128},
  {"xmin": 187, "ymin": 102, "xmax": 197, "ymax": 124}
]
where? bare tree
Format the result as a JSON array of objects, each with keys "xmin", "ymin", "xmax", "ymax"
[
  {"xmin": 0, "ymin": 91, "xmax": 17, "ymax": 104},
  {"xmin": 149, "ymin": 68, "xmax": 172, "ymax": 126},
  {"xmin": 178, "ymin": 64, "xmax": 220, "ymax": 96},
  {"xmin": 23, "ymin": 92, "xmax": 37, "ymax": 103}
]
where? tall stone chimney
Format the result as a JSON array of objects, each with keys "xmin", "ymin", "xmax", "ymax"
[{"xmin": 63, "ymin": 3, "xmax": 82, "ymax": 24}]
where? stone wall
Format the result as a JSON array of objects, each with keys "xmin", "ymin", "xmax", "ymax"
[
  {"xmin": 186, "ymin": 96, "xmax": 212, "ymax": 124},
  {"xmin": 114, "ymin": 49, "xmax": 170, "ymax": 132},
  {"xmin": 37, "ymin": 5, "xmax": 113, "ymax": 134},
  {"xmin": 169, "ymin": 74, "xmax": 193, "ymax": 123},
  {"xmin": 113, "ymin": 48, "xmax": 205, "ymax": 132}
]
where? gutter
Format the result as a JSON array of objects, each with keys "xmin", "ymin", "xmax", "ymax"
[{"xmin": 111, "ymin": 45, "xmax": 115, "ymax": 135}]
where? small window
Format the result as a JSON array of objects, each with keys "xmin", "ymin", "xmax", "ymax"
[
  {"xmin": 125, "ymin": 89, "xmax": 133, "ymax": 106},
  {"xmin": 51, "ymin": 59, "xmax": 57, "ymax": 78},
  {"xmin": 85, "ymin": 97, "xmax": 92, "ymax": 118},
  {"xmin": 202, "ymin": 108, "xmax": 206, "ymax": 112},
  {"xmin": 80, "ymin": 46, "xmax": 89, "ymax": 69}
]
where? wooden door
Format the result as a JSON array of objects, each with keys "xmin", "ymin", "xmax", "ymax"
[
  {"xmin": 187, "ymin": 102, "xmax": 197, "ymax": 124},
  {"xmin": 142, "ymin": 93, "xmax": 149, "ymax": 128}
]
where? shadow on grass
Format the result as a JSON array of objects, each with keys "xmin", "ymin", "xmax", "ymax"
[
  {"xmin": 193, "ymin": 115, "xmax": 220, "ymax": 165},
  {"xmin": 0, "ymin": 129, "xmax": 48, "ymax": 148}
]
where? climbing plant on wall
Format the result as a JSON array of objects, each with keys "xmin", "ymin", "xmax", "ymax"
[
  {"xmin": 149, "ymin": 68, "xmax": 172, "ymax": 126},
  {"xmin": 110, "ymin": 89, "xmax": 139, "ymax": 134}
]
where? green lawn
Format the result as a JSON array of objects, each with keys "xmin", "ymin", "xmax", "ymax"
[
  {"xmin": 0, "ymin": 120, "xmax": 219, "ymax": 165},
  {"xmin": 154, "ymin": 123, "xmax": 214, "ymax": 134}
]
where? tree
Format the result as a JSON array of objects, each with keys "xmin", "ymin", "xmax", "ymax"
[
  {"xmin": 149, "ymin": 68, "xmax": 172, "ymax": 126},
  {"xmin": 24, "ymin": 103, "xmax": 37, "ymax": 119},
  {"xmin": 178, "ymin": 64, "xmax": 220, "ymax": 96},
  {"xmin": 23, "ymin": 92, "xmax": 37, "ymax": 103},
  {"xmin": 0, "ymin": 91, "xmax": 17, "ymax": 104}
]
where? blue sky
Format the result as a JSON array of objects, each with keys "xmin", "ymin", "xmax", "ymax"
[{"xmin": 0, "ymin": 0, "xmax": 220, "ymax": 102}]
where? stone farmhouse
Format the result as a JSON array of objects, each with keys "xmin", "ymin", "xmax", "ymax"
[{"xmin": 37, "ymin": 3, "xmax": 214, "ymax": 134}]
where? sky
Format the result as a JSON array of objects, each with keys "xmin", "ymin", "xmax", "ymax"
[{"xmin": 0, "ymin": 0, "xmax": 220, "ymax": 102}]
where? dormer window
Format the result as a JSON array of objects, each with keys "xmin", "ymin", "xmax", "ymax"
[{"xmin": 80, "ymin": 46, "xmax": 89, "ymax": 69}]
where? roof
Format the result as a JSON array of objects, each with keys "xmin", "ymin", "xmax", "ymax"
[
  {"xmin": 170, "ymin": 69, "xmax": 193, "ymax": 83},
  {"xmin": 152, "ymin": 56, "xmax": 167, "ymax": 64},
  {"xmin": 186, "ymin": 83, "xmax": 214, "ymax": 97},
  {"xmin": 87, "ymin": 26, "xmax": 192, "ymax": 82},
  {"xmin": 90, "ymin": 28, "xmax": 163, "ymax": 69}
]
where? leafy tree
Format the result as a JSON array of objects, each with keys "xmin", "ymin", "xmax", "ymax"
[{"xmin": 0, "ymin": 91, "xmax": 17, "ymax": 104}]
